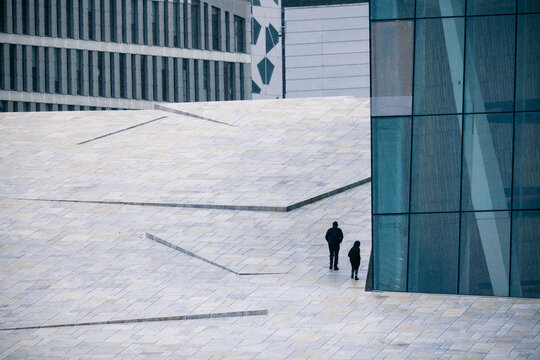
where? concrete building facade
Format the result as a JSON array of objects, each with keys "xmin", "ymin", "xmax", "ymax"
[{"xmin": 0, "ymin": 0, "xmax": 251, "ymax": 111}]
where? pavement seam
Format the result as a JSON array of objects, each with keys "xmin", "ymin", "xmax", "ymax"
[
  {"xmin": 14, "ymin": 177, "xmax": 371, "ymax": 213},
  {"xmin": 154, "ymin": 104, "xmax": 238, "ymax": 127},
  {"xmin": 145, "ymin": 233, "xmax": 283, "ymax": 276},
  {"xmin": 76, "ymin": 115, "xmax": 168, "ymax": 145},
  {"xmin": 0, "ymin": 310, "xmax": 268, "ymax": 331}
]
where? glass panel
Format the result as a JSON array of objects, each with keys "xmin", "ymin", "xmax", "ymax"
[
  {"xmin": 411, "ymin": 115, "xmax": 462, "ymax": 213},
  {"xmin": 372, "ymin": 117, "xmax": 411, "ymax": 214},
  {"xmin": 516, "ymin": 14, "xmax": 540, "ymax": 111},
  {"xmin": 460, "ymin": 212, "xmax": 510, "ymax": 296},
  {"xmin": 371, "ymin": 0, "xmax": 414, "ymax": 20},
  {"xmin": 409, "ymin": 213, "xmax": 459, "ymax": 294},
  {"xmin": 465, "ymin": 16, "xmax": 515, "ymax": 113},
  {"xmin": 511, "ymin": 211, "xmax": 540, "ymax": 298},
  {"xmin": 461, "ymin": 113, "xmax": 513, "ymax": 211},
  {"xmin": 416, "ymin": 0, "xmax": 465, "ymax": 17},
  {"xmin": 414, "ymin": 17, "xmax": 464, "ymax": 115},
  {"xmin": 513, "ymin": 112, "xmax": 540, "ymax": 209},
  {"xmin": 374, "ymin": 215, "xmax": 408, "ymax": 291},
  {"xmin": 371, "ymin": 21, "xmax": 414, "ymax": 117},
  {"xmin": 467, "ymin": 0, "xmax": 515, "ymax": 15},
  {"xmin": 518, "ymin": 0, "xmax": 540, "ymax": 13}
]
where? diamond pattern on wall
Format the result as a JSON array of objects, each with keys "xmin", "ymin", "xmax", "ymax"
[
  {"xmin": 252, "ymin": 80, "xmax": 262, "ymax": 94},
  {"xmin": 252, "ymin": 18, "xmax": 262, "ymax": 45},
  {"xmin": 265, "ymin": 24, "xmax": 280, "ymax": 54},
  {"xmin": 257, "ymin": 57, "xmax": 275, "ymax": 85}
]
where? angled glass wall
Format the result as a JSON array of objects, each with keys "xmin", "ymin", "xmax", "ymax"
[{"xmin": 371, "ymin": 0, "xmax": 540, "ymax": 298}]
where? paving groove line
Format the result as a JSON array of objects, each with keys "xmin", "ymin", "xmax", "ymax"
[
  {"xmin": 15, "ymin": 177, "xmax": 371, "ymax": 212},
  {"xmin": 154, "ymin": 104, "xmax": 237, "ymax": 127},
  {"xmin": 77, "ymin": 115, "xmax": 168, "ymax": 144},
  {"xmin": 146, "ymin": 233, "xmax": 283, "ymax": 276},
  {"xmin": 0, "ymin": 310, "xmax": 268, "ymax": 331}
]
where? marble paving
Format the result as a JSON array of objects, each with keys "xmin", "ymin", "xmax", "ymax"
[{"xmin": 0, "ymin": 97, "xmax": 539, "ymax": 359}]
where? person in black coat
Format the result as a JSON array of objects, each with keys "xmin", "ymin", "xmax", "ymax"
[
  {"xmin": 325, "ymin": 221, "xmax": 343, "ymax": 270},
  {"xmin": 348, "ymin": 241, "xmax": 361, "ymax": 280}
]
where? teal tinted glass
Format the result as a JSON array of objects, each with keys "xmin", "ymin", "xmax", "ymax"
[
  {"xmin": 513, "ymin": 112, "xmax": 540, "ymax": 210},
  {"xmin": 408, "ymin": 213, "xmax": 459, "ymax": 294},
  {"xmin": 467, "ymin": 0, "xmax": 515, "ymax": 15},
  {"xmin": 460, "ymin": 212, "xmax": 510, "ymax": 297},
  {"xmin": 371, "ymin": 21, "xmax": 414, "ymax": 116},
  {"xmin": 511, "ymin": 211, "xmax": 540, "ymax": 298},
  {"xmin": 373, "ymin": 215, "xmax": 408, "ymax": 291},
  {"xmin": 516, "ymin": 14, "xmax": 540, "ymax": 111},
  {"xmin": 372, "ymin": 117, "xmax": 411, "ymax": 214},
  {"xmin": 411, "ymin": 115, "xmax": 462, "ymax": 212},
  {"xmin": 461, "ymin": 113, "xmax": 513, "ymax": 211},
  {"xmin": 371, "ymin": 0, "xmax": 414, "ymax": 20},
  {"xmin": 518, "ymin": 0, "xmax": 540, "ymax": 12},
  {"xmin": 416, "ymin": 0, "xmax": 465, "ymax": 17},
  {"xmin": 465, "ymin": 16, "xmax": 515, "ymax": 113},
  {"xmin": 414, "ymin": 17, "xmax": 464, "ymax": 115}
]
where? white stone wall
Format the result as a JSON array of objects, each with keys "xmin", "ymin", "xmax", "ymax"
[{"xmin": 284, "ymin": 3, "xmax": 369, "ymax": 98}]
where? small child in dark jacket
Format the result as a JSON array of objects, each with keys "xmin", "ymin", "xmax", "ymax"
[{"xmin": 348, "ymin": 241, "xmax": 361, "ymax": 280}]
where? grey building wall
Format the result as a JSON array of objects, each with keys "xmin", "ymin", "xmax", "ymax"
[
  {"xmin": 0, "ymin": 0, "xmax": 251, "ymax": 112},
  {"xmin": 283, "ymin": 2, "xmax": 369, "ymax": 98}
]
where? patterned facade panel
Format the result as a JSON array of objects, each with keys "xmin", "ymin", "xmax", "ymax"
[{"xmin": 251, "ymin": 0, "xmax": 283, "ymax": 99}]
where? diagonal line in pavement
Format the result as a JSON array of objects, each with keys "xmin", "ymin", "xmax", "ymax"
[
  {"xmin": 146, "ymin": 233, "xmax": 283, "ymax": 276},
  {"xmin": 77, "ymin": 115, "xmax": 168, "ymax": 145},
  {"xmin": 0, "ymin": 310, "xmax": 268, "ymax": 331},
  {"xmin": 15, "ymin": 177, "xmax": 371, "ymax": 213},
  {"xmin": 154, "ymin": 104, "xmax": 237, "ymax": 127}
]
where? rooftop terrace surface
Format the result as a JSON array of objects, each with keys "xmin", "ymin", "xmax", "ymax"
[{"xmin": 1, "ymin": 97, "xmax": 539, "ymax": 359}]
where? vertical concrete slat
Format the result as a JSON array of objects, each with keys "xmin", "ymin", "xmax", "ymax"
[
  {"xmin": 167, "ymin": 57, "xmax": 174, "ymax": 103},
  {"xmin": 38, "ymin": 0, "xmax": 45, "ymax": 36},
  {"xmin": 133, "ymin": 54, "xmax": 140, "ymax": 99},
  {"xmin": 60, "ymin": 0, "xmax": 67, "ymax": 39},
  {"xmin": 95, "ymin": 0, "xmax": 101, "ymax": 41},
  {"xmin": 126, "ymin": 53, "xmax": 132, "ymax": 99},
  {"xmin": 17, "ymin": 45, "xmax": 24, "ymax": 92},
  {"xmin": 51, "ymin": 0, "xmax": 58, "ymax": 37},
  {"xmin": 60, "ymin": 48, "xmax": 67, "ymax": 94},
  {"xmin": 156, "ymin": 55, "xmax": 163, "ymax": 101},
  {"xmin": 6, "ymin": 1, "xmax": 13, "ymax": 34},
  {"xmin": 124, "ymin": 0, "xmax": 131, "ymax": 44},
  {"xmin": 136, "ymin": 0, "xmax": 143, "ymax": 45},
  {"xmin": 29, "ymin": 0, "xmax": 35, "ymax": 36},
  {"xmin": 92, "ymin": 50, "xmax": 98, "ymax": 97},
  {"xmin": 73, "ymin": 0, "xmax": 79, "ymax": 39},
  {"xmin": 113, "ymin": 52, "xmax": 119, "ymax": 99},
  {"xmin": 104, "ymin": 50, "xmax": 111, "ymax": 97},
  {"xmin": 166, "ymin": 0, "xmax": 173, "ymax": 48}
]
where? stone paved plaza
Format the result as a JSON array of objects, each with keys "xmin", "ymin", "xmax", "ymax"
[{"xmin": 1, "ymin": 97, "xmax": 539, "ymax": 359}]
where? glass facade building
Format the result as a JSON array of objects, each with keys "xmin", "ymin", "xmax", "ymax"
[
  {"xmin": 0, "ymin": 0, "xmax": 250, "ymax": 112},
  {"xmin": 370, "ymin": 0, "xmax": 540, "ymax": 298}
]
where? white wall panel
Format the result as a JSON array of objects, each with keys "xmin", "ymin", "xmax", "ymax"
[
  {"xmin": 286, "ymin": 67, "xmax": 324, "ymax": 80},
  {"xmin": 284, "ymin": 3, "xmax": 369, "ymax": 99},
  {"xmin": 287, "ymin": 78, "xmax": 324, "ymax": 91}
]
